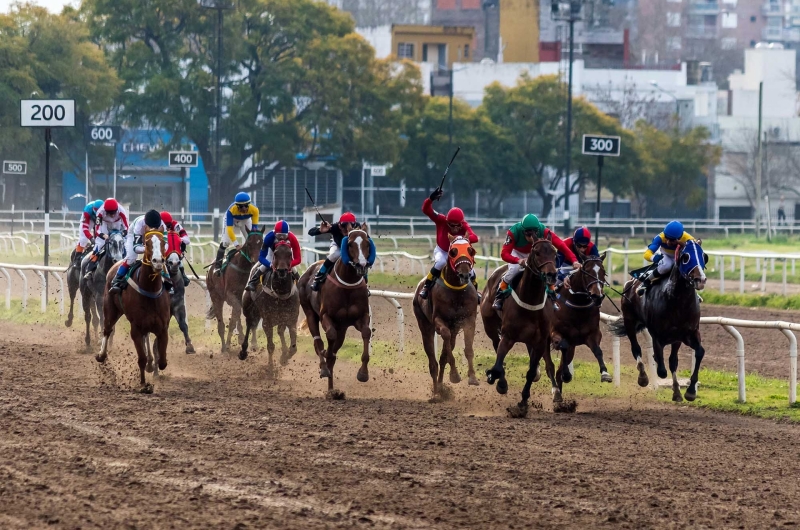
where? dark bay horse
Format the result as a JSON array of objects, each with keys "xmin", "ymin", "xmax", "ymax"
[
  {"xmin": 78, "ymin": 230, "xmax": 125, "ymax": 347},
  {"xmin": 480, "ymin": 235, "xmax": 558, "ymax": 417},
  {"xmin": 166, "ymin": 234, "xmax": 195, "ymax": 355},
  {"xmin": 413, "ymin": 236, "xmax": 479, "ymax": 398},
  {"xmin": 96, "ymin": 231, "xmax": 171, "ymax": 393},
  {"xmin": 65, "ymin": 246, "xmax": 91, "ymax": 327},
  {"xmin": 240, "ymin": 240, "xmax": 299, "ymax": 365},
  {"xmin": 206, "ymin": 228, "xmax": 264, "ymax": 353},
  {"xmin": 552, "ymin": 254, "xmax": 610, "ymax": 388},
  {"xmin": 609, "ymin": 240, "xmax": 708, "ymax": 401},
  {"xmin": 299, "ymin": 226, "xmax": 372, "ymax": 396}
]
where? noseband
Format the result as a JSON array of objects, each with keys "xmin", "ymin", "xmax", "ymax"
[{"xmin": 524, "ymin": 239, "xmax": 556, "ymax": 280}]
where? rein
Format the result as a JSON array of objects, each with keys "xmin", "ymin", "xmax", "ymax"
[{"xmin": 523, "ymin": 239, "xmax": 555, "ymax": 283}]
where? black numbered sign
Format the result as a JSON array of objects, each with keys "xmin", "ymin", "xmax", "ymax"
[{"xmin": 582, "ymin": 135, "xmax": 621, "ymax": 157}]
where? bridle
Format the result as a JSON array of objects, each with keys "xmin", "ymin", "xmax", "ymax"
[
  {"xmin": 141, "ymin": 231, "xmax": 164, "ymax": 268},
  {"xmin": 346, "ymin": 229, "xmax": 370, "ymax": 274},
  {"xmin": 238, "ymin": 231, "xmax": 262, "ymax": 263},
  {"xmin": 523, "ymin": 239, "xmax": 556, "ymax": 282},
  {"xmin": 564, "ymin": 256, "xmax": 607, "ymax": 308}
]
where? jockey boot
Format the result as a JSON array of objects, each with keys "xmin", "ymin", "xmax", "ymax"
[
  {"xmin": 109, "ymin": 264, "xmax": 130, "ymax": 294},
  {"xmin": 83, "ymin": 253, "xmax": 99, "ymax": 280},
  {"xmin": 637, "ymin": 270, "xmax": 662, "ymax": 296},
  {"xmin": 245, "ymin": 271, "xmax": 263, "ymax": 292},
  {"xmin": 213, "ymin": 243, "xmax": 225, "ymax": 276},
  {"xmin": 310, "ymin": 259, "xmax": 334, "ymax": 292},
  {"xmin": 179, "ymin": 265, "xmax": 190, "ymax": 287},
  {"xmin": 419, "ymin": 267, "xmax": 442, "ymax": 300},
  {"xmin": 492, "ymin": 281, "xmax": 511, "ymax": 311}
]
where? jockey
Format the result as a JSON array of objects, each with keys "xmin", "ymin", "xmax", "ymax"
[
  {"xmin": 245, "ymin": 220, "xmax": 302, "ymax": 292},
  {"xmin": 160, "ymin": 211, "xmax": 191, "ymax": 287},
  {"xmin": 74, "ymin": 199, "xmax": 103, "ymax": 263},
  {"xmin": 84, "ymin": 198, "xmax": 129, "ymax": 278},
  {"xmin": 560, "ymin": 226, "xmax": 599, "ymax": 265},
  {"xmin": 309, "ymin": 212, "xmax": 375, "ymax": 291},
  {"xmin": 110, "ymin": 209, "xmax": 167, "ymax": 294},
  {"xmin": 492, "ymin": 214, "xmax": 578, "ymax": 311},
  {"xmin": 638, "ymin": 220, "xmax": 696, "ymax": 294},
  {"xmin": 214, "ymin": 191, "xmax": 259, "ymax": 270},
  {"xmin": 419, "ymin": 189, "xmax": 479, "ymax": 300}
]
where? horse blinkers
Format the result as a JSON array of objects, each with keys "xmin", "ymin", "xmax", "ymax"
[
  {"xmin": 679, "ymin": 243, "xmax": 707, "ymax": 291},
  {"xmin": 448, "ymin": 242, "xmax": 474, "ymax": 281}
]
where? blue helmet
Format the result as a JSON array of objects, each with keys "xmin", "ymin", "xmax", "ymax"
[
  {"xmin": 664, "ymin": 220, "xmax": 684, "ymax": 240},
  {"xmin": 90, "ymin": 199, "xmax": 104, "ymax": 211},
  {"xmin": 234, "ymin": 191, "xmax": 251, "ymax": 204}
]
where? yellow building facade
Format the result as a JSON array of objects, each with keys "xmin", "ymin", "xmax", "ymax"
[
  {"xmin": 499, "ymin": 0, "xmax": 539, "ymax": 63},
  {"xmin": 391, "ymin": 24, "xmax": 475, "ymax": 70}
]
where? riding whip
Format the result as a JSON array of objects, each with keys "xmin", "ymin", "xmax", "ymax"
[
  {"xmin": 185, "ymin": 257, "xmax": 202, "ymax": 280},
  {"xmin": 437, "ymin": 146, "xmax": 461, "ymax": 191},
  {"xmin": 304, "ymin": 187, "xmax": 327, "ymax": 224}
]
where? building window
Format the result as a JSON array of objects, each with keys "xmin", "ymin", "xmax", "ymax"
[
  {"xmin": 667, "ymin": 36, "xmax": 682, "ymax": 50},
  {"xmin": 667, "ymin": 12, "xmax": 681, "ymax": 26},
  {"xmin": 437, "ymin": 0, "xmax": 456, "ymax": 8},
  {"xmin": 722, "ymin": 12, "xmax": 737, "ymax": 27},
  {"xmin": 751, "ymin": 15, "xmax": 757, "ymax": 22},
  {"xmin": 768, "ymin": 16, "xmax": 782, "ymax": 27},
  {"xmin": 464, "ymin": 43, "xmax": 470, "ymax": 59},
  {"xmin": 462, "ymin": 0, "xmax": 481, "ymax": 8},
  {"xmin": 398, "ymin": 42, "xmax": 414, "ymax": 59},
  {"xmin": 721, "ymin": 37, "xmax": 737, "ymax": 49}
]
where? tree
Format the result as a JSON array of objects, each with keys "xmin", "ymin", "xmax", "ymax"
[
  {"xmin": 390, "ymin": 97, "xmax": 529, "ymax": 210},
  {"xmin": 0, "ymin": 4, "xmax": 119, "ymax": 208},
  {"xmin": 83, "ymin": 0, "xmax": 422, "ymax": 210}
]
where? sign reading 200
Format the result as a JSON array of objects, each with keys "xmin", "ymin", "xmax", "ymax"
[{"xmin": 20, "ymin": 99, "xmax": 76, "ymax": 127}]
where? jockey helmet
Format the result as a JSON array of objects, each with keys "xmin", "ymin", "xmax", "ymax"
[
  {"xmin": 274, "ymin": 220, "xmax": 290, "ymax": 234},
  {"xmin": 339, "ymin": 212, "xmax": 357, "ymax": 224},
  {"xmin": 521, "ymin": 214, "xmax": 543, "ymax": 236},
  {"xmin": 573, "ymin": 226, "xmax": 592, "ymax": 245},
  {"xmin": 664, "ymin": 220, "xmax": 684, "ymax": 240},
  {"xmin": 446, "ymin": 208, "xmax": 465, "ymax": 224},
  {"xmin": 234, "ymin": 191, "xmax": 251, "ymax": 205},
  {"xmin": 160, "ymin": 211, "xmax": 173, "ymax": 226},
  {"xmin": 91, "ymin": 199, "xmax": 104, "ymax": 211},
  {"xmin": 103, "ymin": 198, "xmax": 118, "ymax": 212},
  {"xmin": 144, "ymin": 209, "xmax": 162, "ymax": 228}
]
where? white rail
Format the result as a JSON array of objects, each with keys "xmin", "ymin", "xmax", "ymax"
[{"xmin": 0, "ymin": 263, "xmax": 66, "ymax": 314}]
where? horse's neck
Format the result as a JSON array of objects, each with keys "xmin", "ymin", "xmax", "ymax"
[
  {"xmin": 517, "ymin": 265, "xmax": 545, "ymax": 299},
  {"xmin": 138, "ymin": 262, "xmax": 162, "ymax": 290},
  {"xmin": 333, "ymin": 258, "xmax": 361, "ymax": 283},
  {"xmin": 442, "ymin": 264, "xmax": 467, "ymax": 286}
]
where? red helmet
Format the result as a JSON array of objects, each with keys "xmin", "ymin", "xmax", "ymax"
[
  {"xmin": 446, "ymin": 208, "xmax": 465, "ymax": 224},
  {"xmin": 160, "ymin": 211, "xmax": 173, "ymax": 226},
  {"xmin": 339, "ymin": 212, "xmax": 356, "ymax": 224},
  {"xmin": 274, "ymin": 220, "xmax": 289, "ymax": 233},
  {"xmin": 103, "ymin": 198, "xmax": 118, "ymax": 212}
]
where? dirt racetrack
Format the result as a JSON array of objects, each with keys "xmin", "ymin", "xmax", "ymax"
[{"xmin": 3, "ymin": 317, "xmax": 800, "ymax": 529}]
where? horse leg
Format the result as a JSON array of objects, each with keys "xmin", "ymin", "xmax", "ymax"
[
  {"xmin": 652, "ymin": 338, "xmax": 668, "ymax": 379},
  {"xmin": 669, "ymin": 342, "xmax": 683, "ymax": 402},
  {"xmin": 624, "ymin": 319, "xmax": 648, "ymax": 387},
  {"xmin": 486, "ymin": 336, "xmax": 515, "ymax": 395},
  {"xmin": 155, "ymin": 328, "xmax": 169, "ymax": 372},
  {"xmin": 356, "ymin": 314, "xmax": 372, "ymax": 383},
  {"xmin": 526, "ymin": 345, "xmax": 542, "ymax": 382},
  {"xmin": 542, "ymin": 343, "xmax": 557, "ymax": 397},
  {"xmin": 447, "ymin": 326, "xmax": 461, "ymax": 384},
  {"xmin": 321, "ymin": 314, "xmax": 339, "ymax": 387},
  {"xmin": 418, "ymin": 315, "xmax": 440, "ymax": 396},
  {"xmin": 463, "ymin": 318, "xmax": 479, "ymax": 386},
  {"xmin": 554, "ymin": 344, "xmax": 576, "ymax": 403},
  {"xmin": 178, "ymin": 304, "xmax": 194, "ymax": 354},
  {"xmin": 211, "ymin": 295, "xmax": 226, "ymax": 354},
  {"xmin": 433, "ymin": 318, "xmax": 452, "ymax": 388},
  {"xmin": 303, "ymin": 308, "xmax": 328, "ymax": 377},
  {"xmin": 684, "ymin": 332, "xmax": 705, "ymax": 402},
  {"xmin": 278, "ymin": 322, "xmax": 289, "ymax": 359},
  {"xmin": 225, "ymin": 300, "xmax": 242, "ymax": 352},
  {"xmin": 266, "ymin": 320, "xmax": 276, "ymax": 365},
  {"xmin": 284, "ymin": 322, "xmax": 298, "ymax": 365},
  {"xmin": 130, "ymin": 327, "xmax": 152, "ymax": 393},
  {"xmin": 587, "ymin": 331, "xmax": 611, "ymax": 383},
  {"xmin": 96, "ymin": 291, "xmax": 122, "ymax": 363},
  {"xmin": 511, "ymin": 343, "xmax": 546, "ymax": 418},
  {"xmin": 144, "ymin": 335, "xmax": 154, "ymax": 373}
]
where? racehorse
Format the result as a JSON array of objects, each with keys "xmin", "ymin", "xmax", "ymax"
[
  {"xmin": 551, "ymin": 254, "xmax": 610, "ymax": 388},
  {"xmin": 480, "ymin": 235, "xmax": 558, "ymax": 417},
  {"xmin": 206, "ymin": 227, "xmax": 264, "ymax": 353},
  {"xmin": 96, "ymin": 231, "xmax": 171, "ymax": 393},
  {"xmin": 78, "ymin": 230, "xmax": 125, "ymax": 347},
  {"xmin": 166, "ymin": 231, "xmax": 195, "ymax": 354},
  {"xmin": 65, "ymin": 246, "xmax": 91, "ymax": 327},
  {"xmin": 298, "ymin": 226, "xmax": 372, "ymax": 396},
  {"xmin": 609, "ymin": 240, "xmax": 707, "ymax": 401},
  {"xmin": 239, "ymin": 240, "xmax": 299, "ymax": 365},
  {"xmin": 412, "ymin": 236, "xmax": 479, "ymax": 399}
]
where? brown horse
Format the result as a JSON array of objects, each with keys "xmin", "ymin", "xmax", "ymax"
[
  {"xmin": 413, "ymin": 236, "xmax": 479, "ymax": 398},
  {"xmin": 240, "ymin": 241, "xmax": 299, "ymax": 365},
  {"xmin": 551, "ymin": 254, "xmax": 610, "ymax": 390},
  {"xmin": 206, "ymin": 228, "xmax": 264, "ymax": 353},
  {"xmin": 96, "ymin": 231, "xmax": 170, "ymax": 394},
  {"xmin": 480, "ymin": 235, "xmax": 558, "ymax": 417},
  {"xmin": 298, "ymin": 226, "xmax": 372, "ymax": 396}
]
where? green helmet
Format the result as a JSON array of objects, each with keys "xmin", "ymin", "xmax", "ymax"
[{"xmin": 521, "ymin": 214, "xmax": 543, "ymax": 236}]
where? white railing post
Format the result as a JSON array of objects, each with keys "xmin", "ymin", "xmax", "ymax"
[
  {"xmin": 612, "ymin": 335, "xmax": 620, "ymax": 388},
  {"xmin": 0, "ymin": 267, "xmax": 10, "ymax": 310},
  {"xmin": 722, "ymin": 324, "xmax": 745, "ymax": 403},
  {"xmin": 607, "ymin": 251, "xmax": 613, "ymax": 286},
  {"xmin": 642, "ymin": 329, "xmax": 657, "ymax": 389},
  {"xmin": 34, "ymin": 270, "xmax": 46, "ymax": 313},
  {"xmin": 782, "ymin": 329, "xmax": 797, "ymax": 405},
  {"xmin": 16, "ymin": 269, "xmax": 28, "ymax": 309}
]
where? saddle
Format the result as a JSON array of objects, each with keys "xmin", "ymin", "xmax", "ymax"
[{"xmin": 220, "ymin": 247, "xmax": 239, "ymax": 272}]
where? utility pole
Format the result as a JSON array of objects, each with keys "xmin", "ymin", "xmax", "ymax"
[
  {"xmin": 756, "ymin": 81, "xmax": 763, "ymax": 238},
  {"xmin": 448, "ymin": 67, "xmax": 454, "ymax": 153}
]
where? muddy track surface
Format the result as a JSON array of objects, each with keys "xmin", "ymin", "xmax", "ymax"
[{"xmin": 2, "ymin": 322, "xmax": 800, "ymax": 529}]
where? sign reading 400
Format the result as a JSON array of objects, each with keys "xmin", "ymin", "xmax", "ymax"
[
  {"xmin": 582, "ymin": 134, "xmax": 621, "ymax": 157},
  {"xmin": 168, "ymin": 151, "xmax": 199, "ymax": 167},
  {"xmin": 20, "ymin": 99, "xmax": 75, "ymax": 127}
]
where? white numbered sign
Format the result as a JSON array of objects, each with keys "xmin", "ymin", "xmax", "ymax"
[
  {"xmin": 582, "ymin": 134, "xmax": 621, "ymax": 157},
  {"xmin": 168, "ymin": 151, "xmax": 199, "ymax": 167},
  {"xmin": 370, "ymin": 165, "xmax": 387, "ymax": 177},
  {"xmin": 86, "ymin": 125, "xmax": 121, "ymax": 143},
  {"xmin": 20, "ymin": 99, "xmax": 75, "ymax": 127},
  {"xmin": 2, "ymin": 161, "xmax": 27, "ymax": 175}
]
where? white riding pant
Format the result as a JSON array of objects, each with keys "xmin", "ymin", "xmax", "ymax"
[
  {"xmin": 123, "ymin": 232, "xmax": 139, "ymax": 266},
  {"xmin": 77, "ymin": 232, "xmax": 92, "ymax": 249},
  {"xmin": 222, "ymin": 218, "xmax": 253, "ymax": 247},
  {"xmin": 656, "ymin": 252, "xmax": 674, "ymax": 275},
  {"xmin": 95, "ymin": 220, "xmax": 126, "ymax": 252},
  {"xmin": 502, "ymin": 250, "xmax": 528, "ymax": 284},
  {"xmin": 432, "ymin": 246, "xmax": 447, "ymax": 271},
  {"xmin": 326, "ymin": 240, "xmax": 341, "ymax": 262}
]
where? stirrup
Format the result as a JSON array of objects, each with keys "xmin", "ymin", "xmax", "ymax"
[
  {"xmin": 419, "ymin": 281, "xmax": 433, "ymax": 299},
  {"xmin": 245, "ymin": 276, "xmax": 260, "ymax": 292},
  {"xmin": 310, "ymin": 273, "xmax": 325, "ymax": 292}
]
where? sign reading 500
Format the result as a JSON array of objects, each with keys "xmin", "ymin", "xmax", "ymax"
[{"xmin": 20, "ymin": 99, "xmax": 76, "ymax": 127}]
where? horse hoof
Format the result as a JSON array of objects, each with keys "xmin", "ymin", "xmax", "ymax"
[
  {"xmin": 600, "ymin": 372, "xmax": 613, "ymax": 383},
  {"xmin": 449, "ymin": 370, "xmax": 461, "ymax": 384},
  {"xmin": 95, "ymin": 353, "xmax": 106, "ymax": 363},
  {"xmin": 672, "ymin": 391, "xmax": 684, "ymax": 402},
  {"xmin": 238, "ymin": 349, "xmax": 248, "ymax": 361},
  {"xmin": 320, "ymin": 367, "xmax": 332, "ymax": 379},
  {"xmin": 507, "ymin": 403, "xmax": 529, "ymax": 418},
  {"xmin": 636, "ymin": 364, "xmax": 649, "ymax": 387},
  {"xmin": 496, "ymin": 379, "xmax": 508, "ymax": 395},
  {"xmin": 684, "ymin": 390, "xmax": 696, "ymax": 402},
  {"xmin": 562, "ymin": 370, "xmax": 573, "ymax": 384},
  {"xmin": 552, "ymin": 389, "xmax": 563, "ymax": 403},
  {"xmin": 357, "ymin": 369, "xmax": 369, "ymax": 383},
  {"xmin": 145, "ymin": 363, "xmax": 154, "ymax": 374},
  {"xmin": 185, "ymin": 343, "xmax": 196, "ymax": 355},
  {"xmin": 657, "ymin": 365, "xmax": 668, "ymax": 379},
  {"xmin": 468, "ymin": 376, "xmax": 479, "ymax": 386},
  {"xmin": 65, "ymin": 319, "xmax": 72, "ymax": 327},
  {"xmin": 532, "ymin": 366, "xmax": 542, "ymax": 383},
  {"xmin": 140, "ymin": 383, "xmax": 154, "ymax": 394}
]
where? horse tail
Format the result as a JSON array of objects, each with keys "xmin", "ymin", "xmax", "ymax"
[{"xmin": 607, "ymin": 316, "xmax": 645, "ymax": 337}]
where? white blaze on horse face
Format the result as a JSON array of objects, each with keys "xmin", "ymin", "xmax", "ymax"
[
  {"xmin": 150, "ymin": 234, "xmax": 163, "ymax": 268},
  {"xmin": 353, "ymin": 235, "xmax": 367, "ymax": 266}
]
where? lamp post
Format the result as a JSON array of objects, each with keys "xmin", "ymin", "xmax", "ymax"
[
  {"xmin": 199, "ymin": 0, "xmax": 233, "ymax": 240},
  {"xmin": 649, "ymin": 80, "xmax": 681, "ymax": 127}
]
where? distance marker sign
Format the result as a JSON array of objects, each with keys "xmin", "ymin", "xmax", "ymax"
[
  {"xmin": 20, "ymin": 99, "xmax": 75, "ymax": 127},
  {"xmin": 168, "ymin": 151, "xmax": 199, "ymax": 167},
  {"xmin": 86, "ymin": 125, "xmax": 122, "ymax": 143},
  {"xmin": 582, "ymin": 134, "xmax": 621, "ymax": 157},
  {"xmin": 3, "ymin": 161, "xmax": 27, "ymax": 175}
]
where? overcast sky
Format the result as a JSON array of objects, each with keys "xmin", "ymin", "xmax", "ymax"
[{"xmin": 0, "ymin": 0, "xmax": 75, "ymax": 13}]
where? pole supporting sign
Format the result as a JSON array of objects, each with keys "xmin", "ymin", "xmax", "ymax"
[
  {"xmin": 169, "ymin": 151, "xmax": 199, "ymax": 167},
  {"xmin": 2, "ymin": 161, "xmax": 27, "ymax": 175}
]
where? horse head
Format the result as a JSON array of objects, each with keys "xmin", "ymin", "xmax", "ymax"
[
  {"xmin": 447, "ymin": 236, "xmax": 476, "ymax": 284},
  {"xmin": 165, "ymin": 230, "xmax": 183, "ymax": 276},
  {"xmin": 576, "ymin": 253, "xmax": 607, "ymax": 305},
  {"xmin": 678, "ymin": 240, "xmax": 707, "ymax": 291},
  {"xmin": 345, "ymin": 227, "xmax": 372, "ymax": 277},
  {"xmin": 166, "ymin": 252, "xmax": 181, "ymax": 276},
  {"xmin": 272, "ymin": 239, "xmax": 294, "ymax": 280},
  {"xmin": 107, "ymin": 230, "xmax": 126, "ymax": 262},
  {"xmin": 527, "ymin": 233, "xmax": 558, "ymax": 287},
  {"xmin": 241, "ymin": 227, "xmax": 265, "ymax": 263},
  {"xmin": 144, "ymin": 231, "xmax": 167, "ymax": 272}
]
